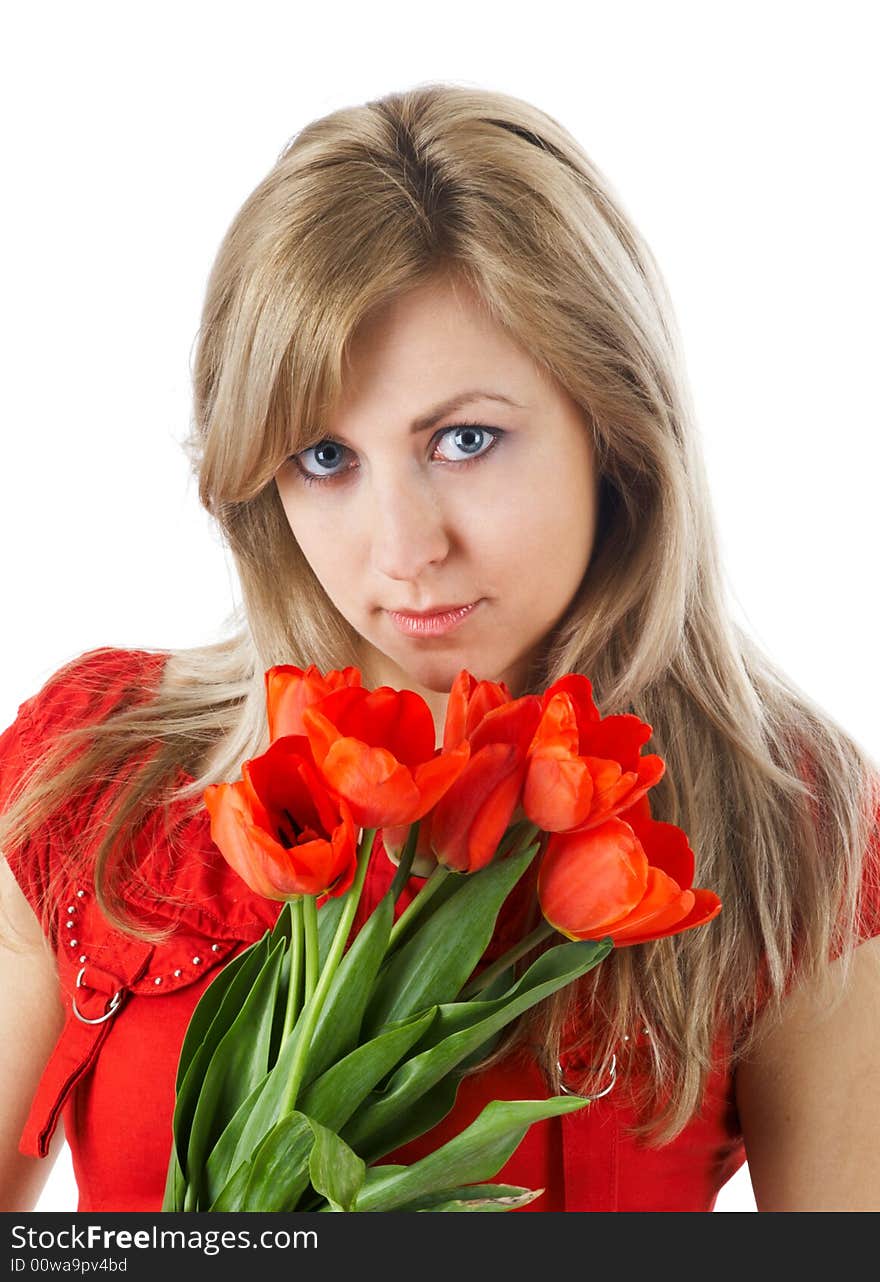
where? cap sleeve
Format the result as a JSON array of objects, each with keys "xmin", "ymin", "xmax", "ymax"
[
  {"xmin": 0, "ymin": 647, "xmax": 169, "ymax": 934},
  {"xmin": 0, "ymin": 695, "xmax": 53, "ymax": 922}
]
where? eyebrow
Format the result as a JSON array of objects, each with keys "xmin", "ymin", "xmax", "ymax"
[
  {"xmin": 408, "ymin": 390, "xmax": 525, "ymax": 433},
  {"xmin": 302, "ymin": 390, "xmax": 526, "ymax": 452}
]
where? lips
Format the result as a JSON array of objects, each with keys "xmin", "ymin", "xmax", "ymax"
[
  {"xmin": 386, "ymin": 600, "xmax": 482, "ymax": 637},
  {"xmin": 391, "ymin": 601, "xmax": 475, "ymax": 618}
]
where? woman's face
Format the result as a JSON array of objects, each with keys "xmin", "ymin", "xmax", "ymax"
[{"xmin": 274, "ymin": 275, "xmax": 600, "ymax": 741}]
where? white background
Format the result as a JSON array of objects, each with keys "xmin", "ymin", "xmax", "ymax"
[{"xmin": 3, "ymin": 0, "xmax": 878, "ymax": 1214}]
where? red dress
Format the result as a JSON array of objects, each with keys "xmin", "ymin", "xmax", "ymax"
[{"xmin": 0, "ymin": 646, "xmax": 791, "ymax": 1212}]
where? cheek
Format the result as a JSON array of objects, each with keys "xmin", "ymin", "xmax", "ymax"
[
  {"xmin": 276, "ymin": 485, "xmax": 354, "ymax": 583},
  {"xmin": 495, "ymin": 459, "xmax": 596, "ymax": 586}
]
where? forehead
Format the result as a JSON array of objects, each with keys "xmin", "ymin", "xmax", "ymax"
[{"xmin": 327, "ymin": 279, "xmax": 546, "ymax": 433}]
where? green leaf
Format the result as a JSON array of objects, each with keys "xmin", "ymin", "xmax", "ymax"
[
  {"xmin": 203, "ymin": 973, "xmax": 422, "ymax": 1204},
  {"xmin": 384, "ymin": 822, "xmax": 537, "ymax": 958},
  {"xmin": 344, "ymin": 938, "xmax": 612, "ymax": 1160},
  {"xmin": 365, "ymin": 1071, "xmax": 461, "ymax": 1159},
  {"xmin": 307, "ymin": 1118, "xmax": 366, "ymax": 1212},
  {"xmin": 387, "ymin": 820, "xmax": 419, "ymax": 901},
  {"xmin": 202, "ymin": 1005, "xmax": 307, "ymax": 1205},
  {"xmin": 396, "ymin": 1183, "xmax": 545, "ymax": 1212},
  {"xmin": 316, "ymin": 891, "xmax": 348, "ymax": 972},
  {"xmin": 384, "ymin": 875, "xmax": 463, "ymax": 955},
  {"xmin": 361, "ymin": 843, "xmax": 539, "ymax": 1037},
  {"xmin": 160, "ymin": 1138, "xmax": 187, "ymax": 1212},
  {"xmin": 301, "ymin": 890, "xmax": 395, "ymax": 1089},
  {"xmin": 267, "ymin": 943, "xmax": 293, "ymax": 1070},
  {"xmin": 475, "ymin": 963, "xmax": 517, "ymax": 1002},
  {"xmin": 171, "ymin": 935, "xmax": 271, "ymax": 1175},
  {"xmin": 354, "ymin": 1096, "xmax": 590, "ymax": 1211},
  {"xmin": 415, "ymin": 939, "xmax": 610, "ymax": 1056},
  {"xmin": 269, "ymin": 898, "xmax": 294, "ymax": 948},
  {"xmin": 208, "ymin": 1158, "xmax": 252, "ymax": 1212},
  {"xmin": 297, "ymin": 1008, "xmax": 437, "ymax": 1133},
  {"xmin": 241, "ymin": 1111, "xmax": 315, "ymax": 1212},
  {"xmin": 185, "ymin": 936, "xmax": 286, "ymax": 1207},
  {"xmin": 173, "ymin": 937, "xmax": 263, "ymax": 1094}
]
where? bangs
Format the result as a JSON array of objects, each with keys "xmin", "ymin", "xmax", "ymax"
[{"xmin": 202, "ymin": 258, "xmax": 453, "ymax": 506}]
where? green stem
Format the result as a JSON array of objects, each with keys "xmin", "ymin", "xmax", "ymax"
[
  {"xmin": 503, "ymin": 819, "xmax": 541, "ymax": 854},
  {"xmin": 387, "ymin": 820, "xmax": 420, "ymax": 903},
  {"xmin": 278, "ymin": 827, "xmax": 377, "ymax": 1117},
  {"xmin": 302, "ymin": 894, "xmax": 319, "ymax": 1006},
  {"xmin": 281, "ymin": 898, "xmax": 304, "ymax": 1042},
  {"xmin": 459, "ymin": 920, "xmax": 556, "ymax": 1000},
  {"xmin": 385, "ymin": 819, "xmax": 544, "ymax": 954},
  {"xmin": 387, "ymin": 862, "xmax": 452, "ymax": 950}
]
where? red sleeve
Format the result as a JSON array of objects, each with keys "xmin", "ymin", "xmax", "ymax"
[
  {"xmin": 0, "ymin": 694, "xmax": 52, "ymax": 922},
  {"xmin": 0, "ymin": 647, "xmax": 169, "ymax": 931}
]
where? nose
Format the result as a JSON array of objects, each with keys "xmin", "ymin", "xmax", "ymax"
[{"xmin": 370, "ymin": 474, "xmax": 450, "ymax": 582}]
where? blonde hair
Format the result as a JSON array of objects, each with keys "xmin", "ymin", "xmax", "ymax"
[{"xmin": 3, "ymin": 81, "xmax": 879, "ymax": 1146}]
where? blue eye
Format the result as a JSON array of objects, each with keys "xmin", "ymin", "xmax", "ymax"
[{"xmin": 290, "ymin": 421, "xmax": 504, "ymax": 488}]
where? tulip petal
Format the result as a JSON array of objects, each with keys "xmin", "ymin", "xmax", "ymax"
[
  {"xmin": 584, "ymin": 756, "xmax": 637, "ymax": 818},
  {"xmin": 340, "ymin": 687, "xmax": 436, "ymax": 766},
  {"xmin": 461, "ymin": 674, "xmax": 515, "ymax": 742},
  {"xmin": 265, "ymin": 663, "xmax": 362, "ymax": 740},
  {"xmin": 430, "ymin": 743, "xmax": 521, "ymax": 872},
  {"xmin": 541, "ymin": 673, "xmax": 601, "ymax": 728},
  {"xmin": 203, "ymin": 778, "xmax": 357, "ymax": 902},
  {"xmin": 569, "ymin": 752, "xmax": 665, "ymax": 830},
  {"xmin": 620, "ymin": 809, "xmax": 695, "ymax": 890},
  {"xmin": 468, "ymin": 695, "xmax": 542, "ymax": 755},
  {"xmin": 245, "ymin": 736, "xmax": 340, "ymax": 839},
  {"xmin": 465, "ymin": 761, "xmax": 529, "ymax": 872},
  {"xmin": 580, "ymin": 712, "xmax": 653, "ymax": 769},
  {"xmin": 611, "ymin": 889, "xmax": 722, "ymax": 947},
  {"xmin": 442, "ymin": 670, "xmax": 475, "ymax": 750},
  {"xmin": 523, "ymin": 752, "xmax": 594, "ymax": 832},
  {"xmin": 538, "ymin": 819, "xmax": 649, "ymax": 938},
  {"xmin": 319, "ymin": 736, "xmax": 421, "ymax": 828},
  {"xmin": 204, "ymin": 782, "xmax": 302, "ymax": 900},
  {"xmin": 300, "ymin": 705, "xmax": 343, "ymax": 772},
  {"xmin": 604, "ymin": 866, "xmax": 691, "ymax": 939},
  {"xmin": 529, "ymin": 691, "xmax": 580, "ymax": 758},
  {"xmin": 409, "ymin": 739, "xmax": 471, "ymax": 819}
]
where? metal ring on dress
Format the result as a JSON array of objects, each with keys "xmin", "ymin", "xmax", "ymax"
[
  {"xmin": 557, "ymin": 1051, "xmax": 617, "ymax": 1100},
  {"xmin": 71, "ymin": 966, "xmax": 124, "ymax": 1025}
]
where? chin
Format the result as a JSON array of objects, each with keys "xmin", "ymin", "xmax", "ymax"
[{"xmin": 401, "ymin": 655, "xmax": 469, "ymax": 692}]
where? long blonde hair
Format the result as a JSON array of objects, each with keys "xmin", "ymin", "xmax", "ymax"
[{"xmin": 3, "ymin": 82, "xmax": 879, "ymax": 1145}]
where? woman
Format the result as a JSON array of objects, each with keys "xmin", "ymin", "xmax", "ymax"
[{"xmin": 2, "ymin": 83, "xmax": 879, "ymax": 1213}]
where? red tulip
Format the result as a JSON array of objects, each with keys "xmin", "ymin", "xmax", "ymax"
[
  {"xmin": 524, "ymin": 674, "xmax": 664, "ymax": 833},
  {"xmin": 380, "ymin": 813, "xmax": 440, "ymax": 877},
  {"xmin": 440, "ymin": 669, "xmax": 517, "ymax": 749},
  {"xmin": 203, "ymin": 734, "xmax": 358, "ymax": 903},
  {"xmin": 383, "ymin": 671, "xmax": 545, "ymax": 873},
  {"xmin": 300, "ymin": 684, "xmax": 470, "ymax": 829},
  {"xmin": 265, "ymin": 663, "xmax": 362, "ymax": 741},
  {"xmin": 382, "ymin": 737, "xmax": 525, "ymax": 875},
  {"xmin": 537, "ymin": 793, "xmax": 722, "ymax": 947},
  {"xmin": 422, "ymin": 672, "xmax": 543, "ymax": 871}
]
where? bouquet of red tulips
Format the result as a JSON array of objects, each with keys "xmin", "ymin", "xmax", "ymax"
[{"xmin": 162, "ymin": 665, "xmax": 721, "ymax": 1212}]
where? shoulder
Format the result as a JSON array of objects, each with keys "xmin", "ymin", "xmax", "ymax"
[
  {"xmin": 735, "ymin": 934, "xmax": 880, "ymax": 1209},
  {"xmin": 10, "ymin": 646, "xmax": 170, "ymax": 736},
  {"xmin": 0, "ymin": 647, "xmax": 155, "ymax": 804},
  {"xmin": 0, "ymin": 647, "xmax": 172, "ymax": 924},
  {"xmin": 3, "ymin": 645, "xmax": 170, "ymax": 801}
]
